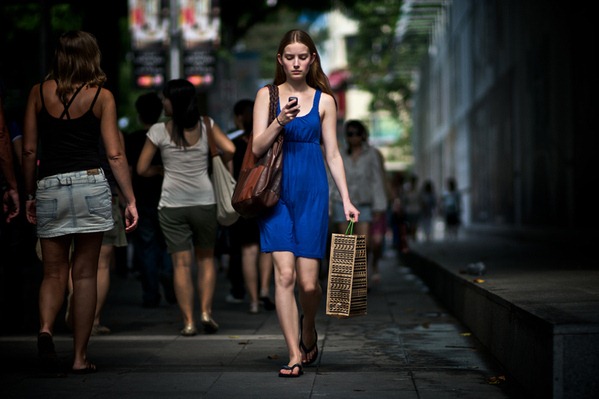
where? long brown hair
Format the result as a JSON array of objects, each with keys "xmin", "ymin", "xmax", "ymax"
[
  {"xmin": 46, "ymin": 31, "xmax": 107, "ymax": 104},
  {"xmin": 163, "ymin": 79, "xmax": 200, "ymax": 147},
  {"xmin": 274, "ymin": 30, "xmax": 334, "ymax": 99}
]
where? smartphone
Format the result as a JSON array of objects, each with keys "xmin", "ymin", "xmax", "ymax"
[{"xmin": 289, "ymin": 96, "xmax": 298, "ymax": 105}]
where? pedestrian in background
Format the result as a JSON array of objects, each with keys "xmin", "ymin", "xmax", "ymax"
[
  {"xmin": 442, "ymin": 177, "xmax": 461, "ymax": 239},
  {"xmin": 22, "ymin": 30, "xmax": 138, "ymax": 374},
  {"xmin": 136, "ymin": 78, "xmax": 235, "ymax": 336},
  {"xmin": 126, "ymin": 92, "xmax": 176, "ymax": 308},
  {"xmin": 64, "ymin": 134, "xmax": 129, "ymax": 336},
  {"xmin": 390, "ymin": 172, "xmax": 410, "ymax": 254},
  {"xmin": 331, "ymin": 120, "xmax": 387, "ymax": 286},
  {"xmin": 228, "ymin": 98, "xmax": 275, "ymax": 314},
  {"xmin": 0, "ymin": 85, "xmax": 19, "ymax": 224},
  {"xmin": 252, "ymin": 29, "xmax": 359, "ymax": 378},
  {"xmin": 402, "ymin": 174, "xmax": 421, "ymax": 241},
  {"xmin": 419, "ymin": 179, "xmax": 437, "ymax": 242}
]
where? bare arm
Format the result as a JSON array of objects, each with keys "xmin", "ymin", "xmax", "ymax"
[
  {"xmin": 98, "ymin": 90, "xmax": 138, "ymax": 232},
  {"xmin": 136, "ymin": 137, "xmax": 161, "ymax": 177},
  {"xmin": 251, "ymin": 86, "xmax": 299, "ymax": 157},
  {"xmin": 320, "ymin": 93, "xmax": 360, "ymax": 222},
  {"xmin": 0, "ymin": 97, "xmax": 19, "ymax": 222},
  {"xmin": 22, "ymin": 85, "xmax": 40, "ymax": 225},
  {"xmin": 0, "ymin": 97, "xmax": 17, "ymax": 190},
  {"xmin": 210, "ymin": 118, "xmax": 235, "ymax": 163}
]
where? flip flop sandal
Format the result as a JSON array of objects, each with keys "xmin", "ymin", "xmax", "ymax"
[
  {"xmin": 278, "ymin": 363, "xmax": 303, "ymax": 378},
  {"xmin": 72, "ymin": 362, "xmax": 97, "ymax": 375},
  {"xmin": 299, "ymin": 315, "xmax": 318, "ymax": 366}
]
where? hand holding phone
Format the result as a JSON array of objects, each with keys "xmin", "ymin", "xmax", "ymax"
[{"xmin": 288, "ymin": 96, "xmax": 298, "ymax": 106}]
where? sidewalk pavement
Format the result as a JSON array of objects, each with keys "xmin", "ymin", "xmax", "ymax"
[
  {"xmin": 403, "ymin": 225, "xmax": 598, "ymax": 399},
  {"xmin": 0, "ymin": 243, "xmax": 515, "ymax": 399}
]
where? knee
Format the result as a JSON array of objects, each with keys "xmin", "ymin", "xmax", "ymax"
[
  {"xmin": 299, "ymin": 281, "xmax": 321, "ymax": 296},
  {"xmin": 72, "ymin": 264, "xmax": 98, "ymax": 282},
  {"xmin": 275, "ymin": 271, "xmax": 295, "ymax": 290}
]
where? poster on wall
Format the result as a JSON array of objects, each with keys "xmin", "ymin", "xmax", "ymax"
[
  {"xmin": 129, "ymin": 0, "xmax": 169, "ymax": 88},
  {"xmin": 180, "ymin": 0, "xmax": 220, "ymax": 88}
]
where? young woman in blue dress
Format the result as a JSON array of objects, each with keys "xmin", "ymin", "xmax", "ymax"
[{"xmin": 252, "ymin": 29, "xmax": 360, "ymax": 378}]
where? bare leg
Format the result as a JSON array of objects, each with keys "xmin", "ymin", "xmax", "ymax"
[
  {"xmin": 93, "ymin": 243, "xmax": 113, "ymax": 331},
  {"xmin": 272, "ymin": 251, "xmax": 303, "ymax": 375},
  {"xmin": 195, "ymin": 247, "xmax": 216, "ymax": 315},
  {"xmin": 39, "ymin": 236, "xmax": 73, "ymax": 335},
  {"xmin": 258, "ymin": 252, "xmax": 273, "ymax": 298},
  {"xmin": 196, "ymin": 247, "xmax": 219, "ymax": 332},
  {"xmin": 241, "ymin": 243, "xmax": 259, "ymax": 311},
  {"xmin": 172, "ymin": 250, "xmax": 195, "ymax": 328},
  {"xmin": 297, "ymin": 257, "xmax": 322, "ymax": 364},
  {"xmin": 69, "ymin": 232, "xmax": 103, "ymax": 371}
]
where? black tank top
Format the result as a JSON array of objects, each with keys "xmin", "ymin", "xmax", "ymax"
[{"xmin": 37, "ymin": 81, "xmax": 103, "ymax": 179}]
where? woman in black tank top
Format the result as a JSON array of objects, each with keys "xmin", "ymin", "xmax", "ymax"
[{"xmin": 22, "ymin": 30, "xmax": 139, "ymax": 375}]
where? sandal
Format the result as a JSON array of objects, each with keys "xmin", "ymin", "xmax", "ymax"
[
  {"xmin": 37, "ymin": 332, "xmax": 66, "ymax": 375},
  {"xmin": 37, "ymin": 332, "xmax": 57, "ymax": 359},
  {"xmin": 278, "ymin": 363, "xmax": 303, "ymax": 378},
  {"xmin": 72, "ymin": 361, "xmax": 97, "ymax": 375},
  {"xmin": 200, "ymin": 313, "xmax": 219, "ymax": 333},
  {"xmin": 299, "ymin": 315, "xmax": 319, "ymax": 366}
]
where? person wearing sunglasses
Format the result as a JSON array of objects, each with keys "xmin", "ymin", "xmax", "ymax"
[{"xmin": 330, "ymin": 120, "xmax": 388, "ymax": 287}]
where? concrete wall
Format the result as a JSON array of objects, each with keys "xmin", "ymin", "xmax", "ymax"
[{"xmin": 411, "ymin": 0, "xmax": 597, "ymax": 232}]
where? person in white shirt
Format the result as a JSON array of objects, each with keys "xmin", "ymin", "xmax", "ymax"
[{"xmin": 137, "ymin": 79, "xmax": 235, "ymax": 336}]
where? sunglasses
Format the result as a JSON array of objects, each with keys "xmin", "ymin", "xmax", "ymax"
[{"xmin": 346, "ymin": 131, "xmax": 362, "ymax": 137}]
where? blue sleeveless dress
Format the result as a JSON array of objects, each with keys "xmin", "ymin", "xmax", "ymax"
[{"xmin": 258, "ymin": 90, "xmax": 329, "ymax": 259}]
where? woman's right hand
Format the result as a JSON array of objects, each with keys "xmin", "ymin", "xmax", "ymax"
[
  {"xmin": 3, "ymin": 188, "xmax": 20, "ymax": 223},
  {"xmin": 124, "ymin": 202, "xmax": 138, "ymax": 233},
  {"xmin": 278, "ymin": 98, "xmax": 300, "ymax": 126},
  {"xmin": 25, "ymin": 198, "xmax": 37, "ymax": 224}
]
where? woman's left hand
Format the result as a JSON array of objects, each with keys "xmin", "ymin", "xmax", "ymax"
[{"xmin": 344, "ymin": 201, "xmax": 360, "ymax": 223}]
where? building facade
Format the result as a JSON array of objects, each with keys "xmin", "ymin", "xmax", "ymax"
[{"xmin": 411, "ymin": 0, "xmax": 596, "ymax": 233}]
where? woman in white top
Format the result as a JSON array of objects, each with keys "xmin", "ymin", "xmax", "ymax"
[
  {"xmin": 137, "ymin": 79, "xmax": 235, "ymax": 336},
  {"xmin": 330, "ymin": 120, "xmax": 387, "ymax": 285}
]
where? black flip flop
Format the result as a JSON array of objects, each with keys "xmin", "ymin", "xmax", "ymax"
[
  {"xmin": 278, "ymin": 363, "xmax": 303, "ymax": 378},
  {"xmin": 72, "ymin": 362, "xmax": 97, "ymax": 375},
  {"xmin": 299, "ymin": 315, "xmax": 318, "ymax": 366}
]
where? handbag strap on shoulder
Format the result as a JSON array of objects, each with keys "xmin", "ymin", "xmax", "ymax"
[
  {"xmin": 204, "ymin": 116, "xmax": 218, "ymax": 157},
  {"xmin": 266, "ymin": 84, "xmax": 279, "ymax": 125}
]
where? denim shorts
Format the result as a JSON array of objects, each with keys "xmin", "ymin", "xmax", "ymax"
[{"xmin": 35, "ymin": 168, "xmax": 114, "ymax": 238}]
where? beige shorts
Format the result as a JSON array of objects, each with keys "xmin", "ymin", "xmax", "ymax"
[
  {"xmin": 102, "ymin": 196, "xmax": 128, "ymax": 247},
  {"xmin": 158, "ymin": 204, "xmax": 217, "ymax": 253}
]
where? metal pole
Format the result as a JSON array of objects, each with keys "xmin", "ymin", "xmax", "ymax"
[{"xmin": 169, "ymin": 0, "xmax": 180, "ymax": 80}]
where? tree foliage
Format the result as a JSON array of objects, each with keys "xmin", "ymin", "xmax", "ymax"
[
  {"xmin": 342, "ymin": 0, "xmax": 411, "ymax": 119},
  {"xmin": 219, "ymin": 0, "xmax": 359, "ymax": 48}
]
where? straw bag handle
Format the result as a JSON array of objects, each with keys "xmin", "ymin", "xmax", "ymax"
[{"xmin": 345, "ymin": 219, "xmax": 355, "ymax": 235}]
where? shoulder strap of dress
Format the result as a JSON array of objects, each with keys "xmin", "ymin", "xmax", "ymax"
[
  {"xmin": 58, "ymin": 83, "xmax": 86, "ymax": 120},
  {"xmin": 313, "ymin": 90, "xmax": 322, "ymax": 107},
  {"xmin": 89, "ymin": 84, "xmax": 103, "ymax": 110}
]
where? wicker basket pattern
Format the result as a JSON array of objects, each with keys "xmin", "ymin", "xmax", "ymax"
[{"xmin": 326, "ymin": 233, "xmax": 368, "ymax": 318}]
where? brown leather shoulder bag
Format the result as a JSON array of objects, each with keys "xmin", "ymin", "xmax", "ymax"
[{"xmin": 231, "ymin": 84, "xmax": 284, "ymax": 218}]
